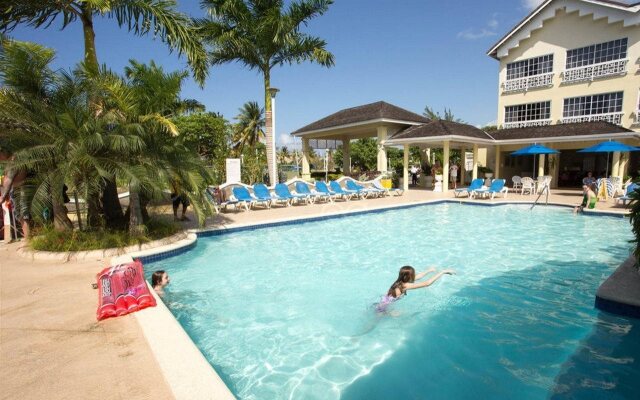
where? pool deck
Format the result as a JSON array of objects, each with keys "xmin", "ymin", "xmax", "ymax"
[{"xmin": 0, "ymin": 187, "xmax": 631, "ymax": 399}]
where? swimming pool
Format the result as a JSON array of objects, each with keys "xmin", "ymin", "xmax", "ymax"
[{"xmin": 147, "ymin": 203, "xmax": 640, "ymax": 399}]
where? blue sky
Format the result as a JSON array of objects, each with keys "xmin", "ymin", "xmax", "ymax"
[{"xmin": 9, "ymin": 0, "xmax": 553, "ymax": 148}]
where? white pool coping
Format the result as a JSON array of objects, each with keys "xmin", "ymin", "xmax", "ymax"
[{"xmin": 116, "ymin": 199, "xmax": 628, "ymax": 399}]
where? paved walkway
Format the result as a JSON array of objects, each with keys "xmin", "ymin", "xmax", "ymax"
[{"xmin": 0, "ymin": 187, "xmax": 629, "ymax": 399}]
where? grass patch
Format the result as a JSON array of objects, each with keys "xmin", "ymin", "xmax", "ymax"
[{"xmin": 30, "ymin": 218, "xmax": 182, "ymax": 252}]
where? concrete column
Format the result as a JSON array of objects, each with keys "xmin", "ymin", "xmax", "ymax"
[
  {"xmin": 403, "ymin": 144, "xmax": 409, "ymax": 192},
  {"xmin": 301, "ymin": 138, "xmax": 311, "ymax": 180},
  {"xmin": 494, "ymin": 145, "xmax": 501, "ymax": 179},
  {"xmin": 619, "ymin": 153, "xmax": 629, "ymax": 180},
  {"xmin": 472, "ymin": 144, "xmax": 479, "ymax": 180},
  {"xmin": 538, "ymin": 154, "xmax": 545, "ymax": 178},
  {"xmin": 342, "ymin": 137, "xmax": 350, "ymax": 175},
  {"xmin": 377, "ymin": 126, "xmax": 388, "ymax": 173},
  {"xmin": 443, "ymin": 140, "xmax": 450, "ymax": 191},
  {"xmin": 425, "ymin": 148, "xmax": 432, "ymax": 164},
  {"xmin": 460, "ymin": 146, "xmax": 467, "ymax": 185},
  {"xmin": 550, "ymin": 154, "xmax": 559, "ymax": 189},
  {"xmin": 612, "ymin": 151, "xmax": 621, "ymax": 178}
]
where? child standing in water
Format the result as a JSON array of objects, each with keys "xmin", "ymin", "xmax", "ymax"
[{"xmin": 377, "ymin": 266, "xmax": 455, "ymax": 312}]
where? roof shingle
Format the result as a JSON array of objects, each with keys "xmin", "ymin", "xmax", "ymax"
[
  {"xmin": 491, "ymin": 122, "xmax": 633, "ymax": 140},
  {"xmin": 291, "ymin": 101, "xmax": 429, "ymax": 135},
  {"xmin": 389, "ymin": 120, "xmax": 494, "ymax": 141}
]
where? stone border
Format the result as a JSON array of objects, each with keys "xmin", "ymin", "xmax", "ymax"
[
  {"xmin": 596, "ymin": 255, "xmax": 640, "ymax": 319},
  {"xmin": 16, "ymin": 231, "xmax": 189, "ymax": 262}
]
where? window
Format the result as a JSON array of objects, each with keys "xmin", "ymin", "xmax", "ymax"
[
  {"xmin": 566, "ymin": 38, "xmax": 628, "ymax": 69},
  {"xmin": 505, "ymin": 101, "xmax": 551, "ymax": 123},
  {"xmin": 507, "ymin": 54, "xmax": 554, "ymax": 80},
  {"xmin": 563, "ymin": 92, "xmax": 623, "ymax": 117}
]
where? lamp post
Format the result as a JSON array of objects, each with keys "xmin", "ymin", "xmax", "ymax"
[{"xmin": 267, "ymin": 87, "xmax": 280, "ymax": 186}]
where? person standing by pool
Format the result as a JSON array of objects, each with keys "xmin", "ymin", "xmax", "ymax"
[
  {"xmin": 171, "ymin": 190, "xmax": 190, "ymax": 221},
  {"xmin": 151, "ymin": 270, "xmax": 170, "ymax": 296},
  {"xmin": 449, "ymin": 163, "xmax": 459, "ymax": 189},
  {"xmin": 377, "ymin": 266, "xmax": 455, "ymax": 312},
  {"xmin": 410, "ymin": 165, "xmax": 419, "ymax": 186},
  {"xmin": 574, "ymin": 184, "xmax": 597, "ymax": 213}
]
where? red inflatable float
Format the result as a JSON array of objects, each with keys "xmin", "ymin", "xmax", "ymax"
[{"xmin": 96, "ymin": 260, "xmax": 156, "ymax": 321}]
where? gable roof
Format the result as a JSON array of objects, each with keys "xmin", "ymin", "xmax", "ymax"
[
  {"xmin": 291, "ymin": 101, "xmax": 429, "ymax": 135},
  {"xmin": 490, "ymin": 121, "xmax": 634, "ymax": 142},
  {"xmin": 487, "ymin": 0, "xmax": 640, "ymax": 59},
  {"xmin": 388, "ymin": 120, "xmax": 494, "ymax": 142}
]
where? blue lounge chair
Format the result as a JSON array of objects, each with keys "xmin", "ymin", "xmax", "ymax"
[
  {"xmin": 454, "ymin": 178, "xmax": 485, "ymax": 198},
  {"xmin": 295, "ymin": 181, "xmax": 332, "ymax": 203},
  {"xmin": 316, "ymin": 181, "xmax": 346, "ymax": 201},
  {"xmin": 205, "ymin": 187, "xmax": 239, "ymax": 212},
  {"xmin": 345, "ymin": 180, "xmax": 383, "ymax": 198},
  {"xmin": 615, "ymin": 183, "xmax": 638, "ymax": 206},
  {"xmin": 473, "ymin": 179, "xmax": 507, "ymax": 199},
  {"xmin": 253, "ymin": 183, "xmax": 288, "ymax": 207},
  {"xmin": 372, "ymin": 179, "xmax": 404, "ymax": 196},
  {"xmin": 275, "ymin": 183, "xmax": 308, "ymax": 205},
  {"xmin": 232, "ymin": 186, "xmax": 270, "ymax": 210},
  {"xmin": 329, "ymin": 181, "xmax": 358, "ymax": 200}
]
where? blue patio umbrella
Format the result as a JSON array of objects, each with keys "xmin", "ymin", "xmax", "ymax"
[
  {"xmin": 511, "ymin": 144, "xmax": 559, "ymax": 178},
  {"xmin": 577, "ymin": 140, "xmax": 640, "ymax": 178}
]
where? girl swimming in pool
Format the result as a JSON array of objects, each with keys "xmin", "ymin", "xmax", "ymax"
[
  {"xmin": 377, "ymin": 266, "xmax": 455, "ymax": 312},
  {"xmin": 151, "ymin": 270, "xmax": 170, "ymax": 296}
]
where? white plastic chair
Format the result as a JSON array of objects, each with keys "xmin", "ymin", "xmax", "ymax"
[
  {"xmin": 512, "ymin": 176, "xmax": 522, "ymax": 194},
  {"xmin": 521, "ymin": 177, "xmax": 535, "ymax": 195},
  {"xmin": 537, "ymin": 176, "xmax": 552, "ymax": 194}
]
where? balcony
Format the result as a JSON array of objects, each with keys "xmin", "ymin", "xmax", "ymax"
[
  {"xmin": 561, "ymin": 112, "xmax": 624, "ymax": 125},
  {"xmin": 502, "ymin": 73, "xmax": 554, "ymax": 93},
  {"xmin": 561, "ymin": 59, "xmax": 628, "ymax": 83},
  {"xmin": 503, "ymin": 119, "xmax": 552, "ymax": 129}
]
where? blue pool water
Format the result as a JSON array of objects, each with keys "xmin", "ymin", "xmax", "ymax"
[{"xmin": 148, "ymin": 204, "xmax": 640, "ymax": 399}]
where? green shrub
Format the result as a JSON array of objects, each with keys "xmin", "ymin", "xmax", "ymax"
[{"xmin": 30, "ymin": 218, "xmax": 181, "ymax": 252}]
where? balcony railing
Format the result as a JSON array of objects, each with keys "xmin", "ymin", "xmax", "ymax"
[
  {"xmin": 561, "ymin": 59, "xmax": 628, "ymax": 83},
  {"xmin": 561, "ymin": 112, "xmax": 624, "ymax": 125},
  {"xmin": 503, "ymin": 72, "xmax": 554, "ymax": 93},
  {"xmin": 503, "ymin": 119, "xmax": 552, "ymax": 129}
]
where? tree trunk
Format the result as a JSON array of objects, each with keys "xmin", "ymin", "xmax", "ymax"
[
  {"xmin": 53, "ymin": 197, "xmax": 73, "ymax": 231},
  {"xmin": 263, "ymin": 68, "xmax": 276, "ymax": 185},
  {"xmin": 81, "ymin": 5, "xmax": 124, "ymax": 230},
  {"xmin": 128, "ymin": 186, "xmax": 146, "ymax": 236}
]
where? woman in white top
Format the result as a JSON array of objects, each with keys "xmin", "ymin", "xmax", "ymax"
[{"xmin": 449, "ymin": 164, "xmax": 458, "ymax": 189}]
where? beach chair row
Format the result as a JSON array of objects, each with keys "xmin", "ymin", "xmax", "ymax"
[{"xmin": 210, "ymin": 179, "xmax": 403, "ymax": 212}]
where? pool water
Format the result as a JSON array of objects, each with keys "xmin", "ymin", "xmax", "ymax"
[{"xmin": 148, "ymin": 204, "xmax": 640, "ymax": 399}]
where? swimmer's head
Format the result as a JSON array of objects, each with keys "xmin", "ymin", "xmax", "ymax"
[
  {"xmin": 151, "ymin": 270, "xmax": 169, "ymax": 288},
  {"xmin": 398, "ymin": 266, "xmax": 416, "ymax": 283}
]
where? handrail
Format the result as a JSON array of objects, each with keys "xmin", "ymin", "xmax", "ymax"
[{"xmin": 530, "ymin": 182, "xmax": 550, "ymax": 210}]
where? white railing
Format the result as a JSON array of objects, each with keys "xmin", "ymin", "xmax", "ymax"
[
  {"xmin": 635, "ymin": 111, "xmax": 640, "ymax": 125},
  {"xmin": 562, "ymin": 59, "xmax": 628, "ymax": 83},
  {"xmin": 503, "ymin": 72, "xmax": 554, "ymax": 93},
  {"xmin": 561, "ymin": 112, "xmax": 624, "ymax": 125},
  {"xmin": 503, "ymin": 119, "xmax": 552, "ymax": 129}
]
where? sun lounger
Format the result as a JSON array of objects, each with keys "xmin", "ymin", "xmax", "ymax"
[
  {"xmin": 316, "ymin": 181, "xmax": 347, "ymax": 201},
  {"xmin": 295, "ymin": 181, "xmax": 332, "ymax": 203},
  {"xmin": 615, "ymin": 183, "xmax": 638, "ymax": 206},
  {"xmin": 454, "ymin": 178, "xmax": 484, "ymax": 198},
  {"xmin": 472, "ymin": 179, "xmax": 508, "ymax": 199},
  {"xmin": 275, "ymin": 183, "xmax": 309, "ymax": 205},
  {"xmin": 206, "ymin": 187, "xmax": 239, "ymax": 212},
  {"xmin": 372, "ymin": 179, "xmax": 404, "ymax": 196},
  {"xmin": 329, "ymin": 181, "xmax": 358, "ymax": 200},
  {"xmin": 232, "ymin": 186, "xmax": 270, "ymax": 210},
  {"xmin": 253, "ymin": 183, "xmax": 289, "ymax": 207},
  {"xmin": 345, "ymin": 180, "xmax": 384, "ymax": 198}
]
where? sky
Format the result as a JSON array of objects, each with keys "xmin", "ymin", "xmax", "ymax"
[{"xmin": 8, "ymin": 0, "xmax": 558, "ymax": 149}]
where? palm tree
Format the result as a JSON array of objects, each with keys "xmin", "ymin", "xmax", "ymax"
[
  {"xmin": 232, "ymin": 101, "xmax": 265, "ymax": 156},
  {"xmin": 277, "ymin": 146, "xmax": 290, "ymax": 164},
  {"xmin": 200, "ymin": 0, "xmax": 335, "ymax": 183},
  {"xmin": 423, "ymin": 106, "xmax": 465, "ymax": 123},
  {"xmin": 1, "ymin": 0, "xmax": 208, "ymax": 82},
  {"xmin": 2, "ymin": 1, "xmax": 209, "ymax": 228}
]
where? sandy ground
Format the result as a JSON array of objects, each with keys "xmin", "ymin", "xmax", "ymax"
[{"xmin": 0, "ymin": 187, "xmax": 630, "ymax": 400}]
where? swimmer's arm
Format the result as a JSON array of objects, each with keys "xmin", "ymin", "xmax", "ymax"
[
  {"xmin": 415, "ymin": 267, "xmax": 437, "ymax": 281},
  {"xmin": 404, "ymin": 270, "xmax": 456, "ymax": 290}
]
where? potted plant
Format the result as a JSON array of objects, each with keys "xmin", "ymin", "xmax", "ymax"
[
  {"xmin": 478, "ymin": 166, "xmax": 493, "ymax": 179},
  {"xmin": 433, "ymin": 165, "xmax": 443, "ymax": 181},
  {"xmin": 421, "ymin": 163, "xmax": 433, "ymax": 188}
]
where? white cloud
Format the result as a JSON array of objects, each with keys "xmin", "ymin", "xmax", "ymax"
[
  {"xmin": 457, "ymin": 28, "xmax": 497, "ymax": 40},
  {"xmin": 488, "ymin": 18, "xmax": 499, "ymax": 29},
  {"xmin": 277, "ymin": 133, "xmax": 298, "ymax": 149},
  {"xmin": 522, "ymin": 0, "xmax": 545, "ymax": 10}
]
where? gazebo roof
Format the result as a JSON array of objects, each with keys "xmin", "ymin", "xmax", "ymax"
[
  {"xmin": 490, "ymin": 122, "xmax": 635, "ymax": 143},
  {"xmin": 291, "ymin": 101, "xmax": 429, "ymax": 136},
  {"xmin": 388, "ymin": 120, "xmax": 494, "ymax": 142}
]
